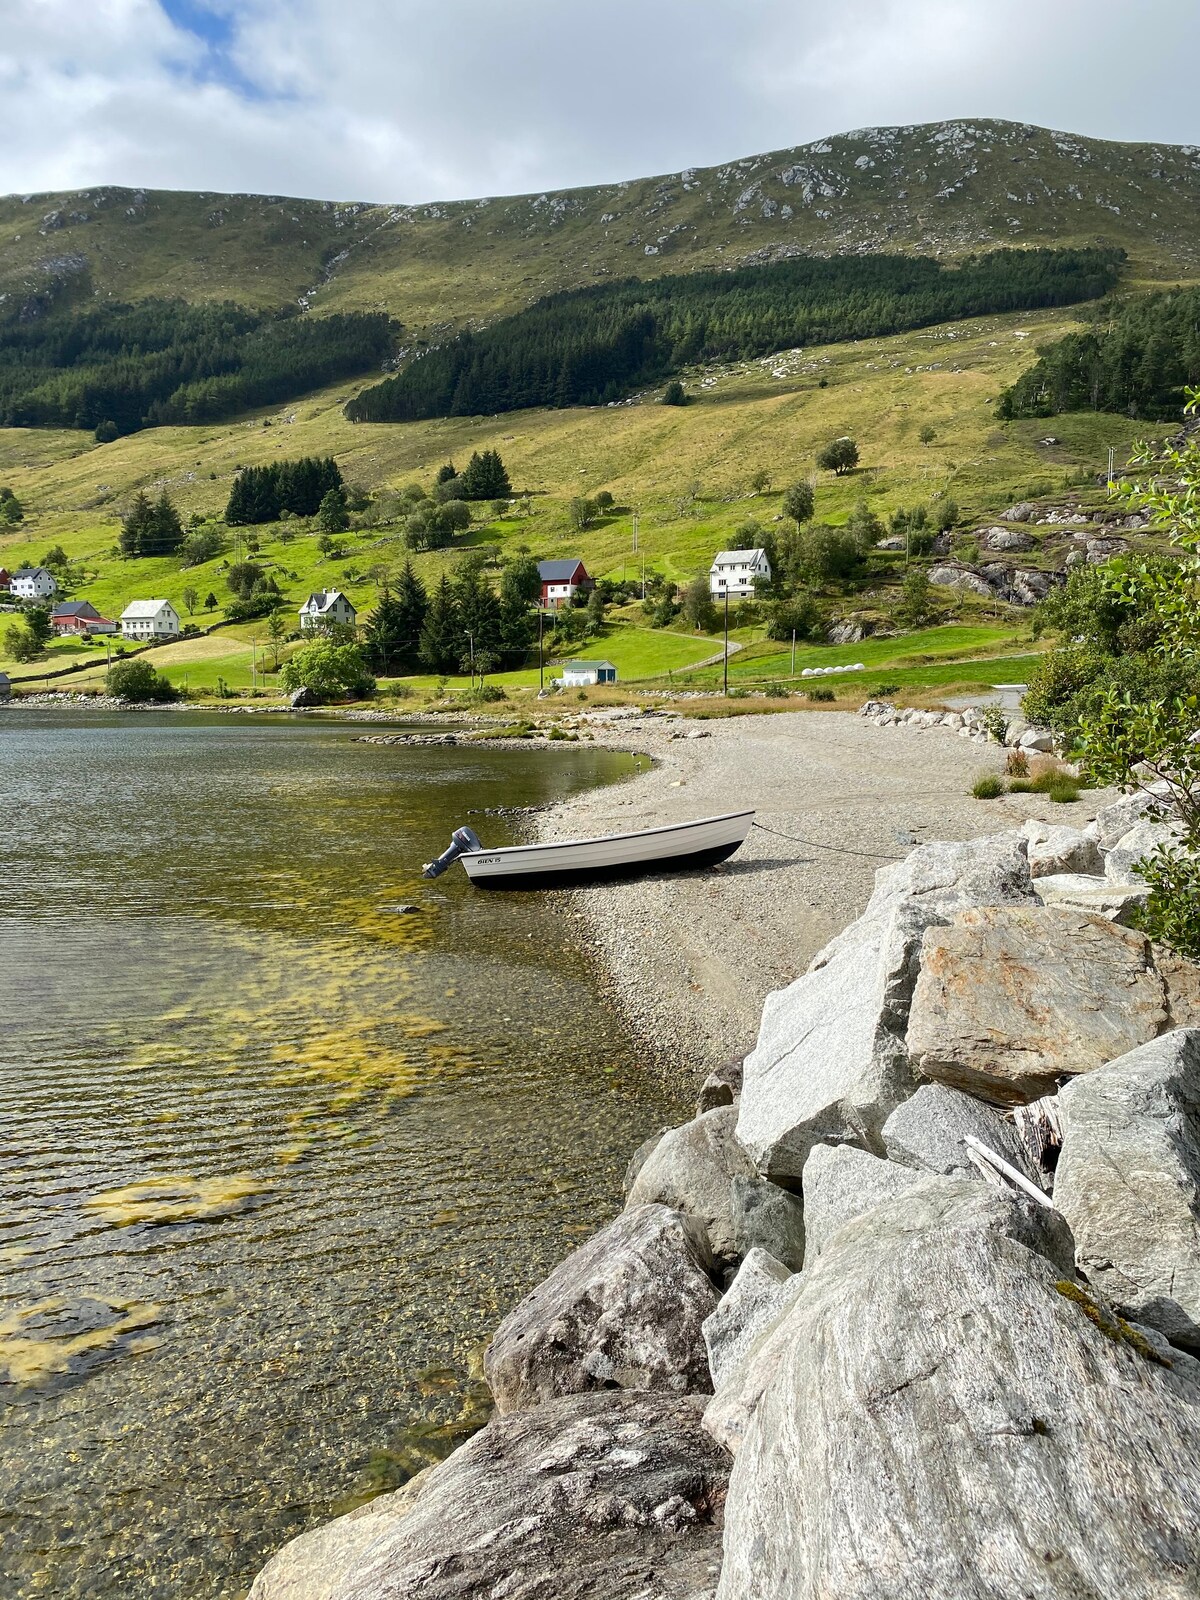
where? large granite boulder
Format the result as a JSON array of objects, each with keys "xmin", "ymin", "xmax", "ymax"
[
  {"xmin": 1053, "ymin": 1028, "xmax": 1200, "ymax": 1351},
  {"xmin": 484, "ymin": 1204, "xmax": 718, "ymax": 1414},
  {"xmin": 1105, "ymin": 817, "xmax": 1185, "ymax": 886},
  {"xmin": 715, "ymin": 1182, "xmax": 1200, "ymax": 1600},
  {"xmin": 702, "ymin": 1248, "xmax": 803, "ymax": 1391},
  {"xmin": 695, "ymin": 1058, "xmax": 744, "ymax": 1115},
  {"xmin": 928, "ymin": 565, "xmax": 994, "ymax": 598},
  {"xmin": 627, "ymin": 1107, "xmax": 757, "ymax": 1265},
  {"xmin": 737, "ymin": 834, "xmax": 1034, "ymax": 1185},
  {"xmin": 249, "ymin": 1392, "xmax": 729, "ymax": 1600},
  {"xmin": 801, "ymin": 1144, "xmax": 928, "ymax": 1258},
  {"xmin": 1093, "ymin": 791, "xmax": 1168, "ymax": 851},
  {"xmin": 982, "ymin": 525, "xmax": 1034, "ymax": 552},
  {"xmin": 1021, "ymin": 819, "xmax": 1102, "ymax": 879},
  {"xmin": 881, "ymin": 1082, "xmax": 1041, "ymax": 1183},
  {"xmin": 907, "ymin": 905, "xmax": 1167, "ymax": 1104},
  {"xmin": 1032, "ymin": 872, "xmax": 1148, "ymax": 924},
  {"xmin": 727, "ymin": 1175, "xmax": 805, "ymax": 1271}
]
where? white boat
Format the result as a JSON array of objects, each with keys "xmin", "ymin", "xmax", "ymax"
[{"xmin": 423, "ymin": 810, "xmax": 754, "ymax": 890}]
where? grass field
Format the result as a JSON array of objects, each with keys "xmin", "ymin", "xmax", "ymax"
[{"xmin": 0, "ymin": 302, "xmax": 1172, "ymax": 703}]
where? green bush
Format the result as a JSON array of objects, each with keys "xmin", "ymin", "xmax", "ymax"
[
  {"xmin": 107, "ymin": 659, "xmax": 179, "ymax": 703},
  {"xmin": 279, "ymin": 642, "xmax": 375, "ymax": 702},
  {"xmin": 1133, "ymin": 847, "xmax": 1200, "ymax": 960},
  {"xmin": 806, "ymin": 686, "xmax": 836, "ymax": 703},
  {"xmin": 972, "ymin": 774, "xmax": 1005, "ymax": 799}
]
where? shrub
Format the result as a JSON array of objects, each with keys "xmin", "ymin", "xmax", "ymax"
[
  {"xmin": 1005, "ymin": 748, "xmax": 1030, "ymax": 778},
  {"xmin": 816, "ymin": 436, "xmax": 859, "ymax": 475},
  {"xmin": 806, "ymin": 686, "xmax": 836, "ymax": 703},
  {"xmin": 279, "ymin": 642, "xmax": 375, "ymax": 702},
  {"xmin": 107, "ymin": 659, "xmax": 179, "ymax": 702},
  {"xmin": 972, "ymin": 774, "xmax": 1005, "ymax": 799},
  {"xmin": 662, "ymin": 379, "xmax": 687, "ymax": 406}
]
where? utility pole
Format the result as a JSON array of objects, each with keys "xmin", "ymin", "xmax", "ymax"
[
  {"xmin": 1108, "ymin": 445, "xmax": 1116, "ymax": 492},
  {"xmin": 538, "ymin": 608, "xmax": 544, "ymax": 691},
  {"xmin": 791, "ymin": 629, "xmax": 797, "ymax": 677},
  {"xmin": 723, "ymin": 589, "xmax": 730, "ymax": 698},
  {"xmin": 641, "ymin": 553, "xmax": 646, "ymax": 601},
  {"xmin": 632, "ymin": 511, "xmax": 639, "ymax": 554}
]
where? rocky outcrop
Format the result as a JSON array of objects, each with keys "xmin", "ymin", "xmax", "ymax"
[
  {"xmin": 1053, "ymin": 1029, "xmax": 1200, "ymax": 1351},
  {"xmin": 800, "ymin": 1143, "xmax": 928, "ymax": 1257},
  {"xmin": 702, "ymin": 1248, "xmax": 802, "ymax": 1391},
  {"xmin": 1032, "ymin": 871, "xmax": 1148, "ymax": 923},
  {"xmin": 249, "ymin": 1392, "xmax": 729, "ymax": 1600},
  {"xmin": 484, "ymin": 1204, "xmax": 718, "ymax": 1414},
  {"xmin": 626, "ymin": 1108, "xmax": 755, "ymax": 1266},
  {"xmin": 881, "ymin": 1081, "xmax": 1040, "ymax": 1182},
  {"xmin": 907, "ymin": 905, "xmax": 1167, "ymax": 1103},
  {"xmin": 715, "ymin": 1182, "xmax": 1200, "ymax": 1600},
  {"xmin": 1105, "ymin": 816, "xmax": 1184, "ymax": 885},
  {"xmin": 928, "ymin": 564, "xmax": 993, "ymax": 598},
  {"xmin": 981, "ymin": 525, "xmax": 1034, "ymax": 551}
]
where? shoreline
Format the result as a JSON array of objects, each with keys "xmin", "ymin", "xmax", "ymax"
[{"xmin": 532, "ymin": 707, "xmax": 1115, "ymax": 1075}]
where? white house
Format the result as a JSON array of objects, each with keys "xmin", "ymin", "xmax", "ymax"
[
  {"xmin": 560, "ymin": 659, "xmax": 617, "ymax": 687},
  {"xmin": 10, "ymin": 566, "xmax": 58, "ymax": 602},
  {"xmin": 709, "ymin": 548, "xmax": 771, "ymax": 598},
  {"xmin": 299, "ymin": 590, "xmax": 357, "ymax": 631},
  {"xmin": 120, "ymin": 599, "xmax": 180, "ymax": 641}
]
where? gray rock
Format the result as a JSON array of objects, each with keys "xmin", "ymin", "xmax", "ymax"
[
  {"xmin": 998, "ymin": 501, "xmax": 1040, "ymax": 522},
  {"xmin": 1105, "ymin": 816, "xmax": 1184, "ymax": 885},
  {"xmin": 702, "ymin": 1248, "xmax": 802, "ymax": 1390},
  {"xmin": 737, "ymin": 834, "xmax": 1035, "ymax": 1184},
  {"xmin": 877, "ymin": 535, "xmax": 905, "ymax": 551},
  {"xmin": 627, "ymin": 1108, "xmax": 757, "ymax": 1265},
  {"xmin": 1032, "ymin": 872, "xmax": 1149, "ymax": 924},
  {"xmin": 1021, "ymin": 819, "xmax": 1102, "ymax": 878},
  {"xmin": 250, "ymin": 1392, "xmax": 729, "ymax": 1600},
  {"xmin": 715, "ymin": 1182, "xmax": 1199, "ymax": 1600},
  {"xmin": 728, "ymin": 1175, "xmax": 805, "ymax": 1271},
  {"xmin": 907, "ymin": 905, "xmax": 1167, "ymax": 1104},
  {"xmin": 928, "ymin": 565, "xmax": 994, "ymax": 598},
  {"xmin": 623, "ymin": 1129, "xmax": 669, "ymax": 1197},
  {"xmin": 1053, "ymin": 1028, "xmax": 1200, "ymax": 1350},
  {"xmin": 1018, "ymin": 728, "xmax": 1055, "ymax": 752},
  {"xmin": 1094, "ymin": 790, "xmax": 1168, "ymax": 851},
  {"xmin": 981, "ymin": 526, "xmax": 1034, "ymax": 551},
  {"xmin": 695, "ymin": 1057, "xmax": 744, "ymax": 1115},
  {"xmin": 881, "ymin": 1082, "xmax": 1040, "ymax": 1183},
  {"xmin": 289, "ymin": 686, "xmax": 316, "ymax": 708},
  {"xmin": 1020, "ymin": 820, "xmax": 1098, "ymax": 875},
  {"xmin": 801, "ymin": 1144, "xmax": 929, "ymax": 1258},
  {"xmin": 484, "ymin": 1205, "xmax": 719, "ymax": 1414}
]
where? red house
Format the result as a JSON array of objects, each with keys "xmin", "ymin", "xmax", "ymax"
[
  {"xmin": 0, "ymin": 568, "xmax": 11, "ymax": 592},
  {"xmin": 538, "ymin": 558, "xmax": 593, "ymax": 610},
  {"xmin": 52, "ymin": 601, "xmax": 115, "ymax": 636}
]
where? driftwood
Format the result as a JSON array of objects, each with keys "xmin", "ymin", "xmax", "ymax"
[{"xmin": 963, "ymin": 1135, "xmax": 1056, "ymax": 1209}]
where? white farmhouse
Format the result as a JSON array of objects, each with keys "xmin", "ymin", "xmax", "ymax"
[
  {"xmin": 120, "ymin": 599, "xmax": 180, "ymax": 640},
  {"xmin": 709, "ymin": 548, "xmax": 770, "ymax": 598},
  {"xmin": 10, "ymin": 566, "xmax": 58, "ymax": 602},
  {"xmin": 299, "ymin": 590, "xmax": 357, "ymax": 631}
]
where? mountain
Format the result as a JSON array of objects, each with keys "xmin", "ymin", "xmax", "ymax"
[{"xmin": 2, "ymin": 120, "xmax": 1198, "ymax": 345}]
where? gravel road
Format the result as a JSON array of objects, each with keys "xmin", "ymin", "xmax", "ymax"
[{"xmin": 534, "ymin": 708, "xmax": 1112, "ymax": 1082}]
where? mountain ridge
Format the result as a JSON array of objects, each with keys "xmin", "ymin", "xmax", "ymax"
[{"xmin": 2, "ymin": 119, "xmax": 1198, "ymax": 341}]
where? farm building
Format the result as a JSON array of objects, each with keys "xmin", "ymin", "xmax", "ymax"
[
  {"xmin": 52, "ymin": 601, "xmax": 116, "ymax": 636},
  {"xmin": 560, "ymin": 660, "xmax": 617, "ymax": 687},
  {"xmin": 709, "ymin": 548, "xmax": 770, "ymax": 598},
  {"xmin": 538, "ymin": 559, "xmax": 593, "ymax": 610}
]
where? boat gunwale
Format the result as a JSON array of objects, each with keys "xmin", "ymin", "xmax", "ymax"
[{"xmin": 463, "ymin": 809, "xmax": 755, "ymax": 862}]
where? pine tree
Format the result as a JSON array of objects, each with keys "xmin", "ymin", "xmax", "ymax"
[
  {"xmin": 392, "ymin": 561, "xmax": 429, "ymax": 667},
  {"xmin": 143, "ymin": 490, "xmax": 184, "ymax": 556},
  {"xmin": 120, "ymin": 490, "xmax": 156, "ymax": 557},
  {"xmin": 418, "ymin": 574, "xmax": 461, "ymax": 673},
  {"xmin": 454, "ymin": 561, "xmax": 503, "ymax": 674}
]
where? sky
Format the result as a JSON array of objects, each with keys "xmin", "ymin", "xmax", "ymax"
[{"xmin": 2, "ymin": 0, "xmax": 1199, "ymax": 204}]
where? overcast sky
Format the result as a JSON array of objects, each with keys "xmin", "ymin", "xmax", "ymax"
[{"xmin": 2, "ymin": 0, "xmax": 1198, "ymax": 204}]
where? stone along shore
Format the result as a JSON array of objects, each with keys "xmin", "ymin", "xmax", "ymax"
[{"xmin": 248, "ymin": 754, "xmax": 1200, "ymax": 1598}]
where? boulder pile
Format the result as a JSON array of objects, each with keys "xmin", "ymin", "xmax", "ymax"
[
  {"xmin": 248, "ymin": 804, "xmax": 1200, "ymax": 1600},
  {"xmin": 859, "ymin": 699, "xmax": 1056, "ymax": 750}
]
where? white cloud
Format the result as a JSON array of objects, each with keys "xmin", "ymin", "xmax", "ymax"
[{"xmin": 1, "ymin": 0, "xmax": 1198, "ymax": 203}]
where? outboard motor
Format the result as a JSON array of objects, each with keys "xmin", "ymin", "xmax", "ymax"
[{"xmin": 422, "ymin": 826, "xmax": 483, "ymax": 879}]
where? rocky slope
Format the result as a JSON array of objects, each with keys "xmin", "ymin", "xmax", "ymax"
[
  {"xmin": 2, "ymin": 121, "xmax": 1197, "ymax": 336},
  {"xmin": 247, "ymin": 798, "xmax": 1200, "ymax": 1599}
]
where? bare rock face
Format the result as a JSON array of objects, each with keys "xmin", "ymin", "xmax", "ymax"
[
  {"xmin": 1021, "ymin": 819, "xmax": 1102, "ymax": 879},
  {"xmin": 907, "ymin": 906, "xmax": 1167, "ymax": 1104},
  {"xmin": 1105, "ymin": 817, "xmax": 1185, "ymax": 885},
  {"xmin": 702, "ymin": 1248, "xmax": 803, "ymax": 1391},
  {"xmin": 1032, "ymin": 872, "xmax": 1148, "ymax": 924},
  {"xmin": 801, "ymin": 1144, "xmax": 929, "ymax": 1258},
  {"xmin": 249, "ymin": 1392, "xmax": 729, "ymax": 1600},
  {"xmin": 1093, "ymin": 791, "xmax": 1168, "ymax": 851},
  {"xmin": 1053, "ymin": 1028, "xmax": 1200, "ymax": 1351},
  {"xmin": 881, "ymin": 1082, "xmax": 1041, "ymax": 1183},
  {"xmin": 928, "ymin": 564, "xmax": 993, "ymax": 598},
  {"xmin": 627, "ymin": 1108, "xmax": 757, "ymax": 1265},
  {"xmin": 484, "ymin": 1204, "xmax": 719, "ymax": 1415},
  {"xmin": 981, "ymin": 525, "xmax": 1035, "ymax": 551},
  {"xmin": 737, "ymin": 834, "xmax": 1034, "ymax": 1185},
  {"xmin": 716, "ymin": 1182, "xmax": 1200, "ymax": 1600}
]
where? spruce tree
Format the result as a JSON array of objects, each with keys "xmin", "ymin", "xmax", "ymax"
[
  {"xmin": 418, "ymin": 574, "xmax": 461, "ymax": 674},
  {"xmin": 144, "ymin": 490, "xmax": 184, "ymax": 556},
  {"xmin": 120, "ymin": 490, "xmax": 156, "ymax": 557},
  {"xmin": 364, "ymin": 573, "xmax": 427, "ymax": 675},
  {"xmin": 317, "ymin": 486, "xmax": 350, "ymax": 533},
  {"xmin": 460, "ymin": 449, "xmax": 511, "ymax": 501},
  {"xmin": 392, "ymin": 561, "xmax": 429, "ymax": 667}
]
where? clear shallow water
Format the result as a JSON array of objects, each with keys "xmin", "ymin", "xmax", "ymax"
[{"xmin": 0, "ymin": 713, "xmax": 682, "ymax": 1600}]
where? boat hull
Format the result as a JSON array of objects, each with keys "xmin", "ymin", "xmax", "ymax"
[{"xmin": 460, "ymin": 810, "xmax": 753, "ymax": 890}]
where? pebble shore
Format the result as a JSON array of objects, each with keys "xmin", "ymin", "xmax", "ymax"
[{"xmin": 532, "ymin": 707, "xmax": 1113, "ymax": 1074}]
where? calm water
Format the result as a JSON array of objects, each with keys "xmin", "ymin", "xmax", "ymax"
[{"xmin": 0, "ymin": 713, "xmax": 681, "ymax": 1600}]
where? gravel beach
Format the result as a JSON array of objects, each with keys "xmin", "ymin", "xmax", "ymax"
[{"xmin": 535, "ymin": 707, "xmax": 1112, "ymax": 1078}]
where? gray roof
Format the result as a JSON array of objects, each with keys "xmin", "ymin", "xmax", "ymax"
[
  {"xmin": 302, "ymin": 589, "xmax": 355, "ymax": 612},
  {"xmin": 564, "ymin": 660, "xmax": 617, "ymax": 671},
  {"xmin": 538, "ymin": 559, "xmax": 588, "ymax": 582},
  {"xmin": 711, "ymin": 548, "xmax": 767, "ymax": 566},
  {"xmin": 13, "ymin": 566, "xmax": 52, "ymax": 579},
  {"xmin": 53, "ymin": 601, "xmax": 102, "ymax": 618}
]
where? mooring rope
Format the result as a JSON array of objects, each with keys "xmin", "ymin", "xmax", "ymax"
[{"xmin": 751, "ymin": 820, "xmax": 908, "ymax": 861}]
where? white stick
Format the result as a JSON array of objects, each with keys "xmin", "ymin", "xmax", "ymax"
[{"xmin": 963, "ymin": 1134, "xmax": 1056, "ymax": 1210}]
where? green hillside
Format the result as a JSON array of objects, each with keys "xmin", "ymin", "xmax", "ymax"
[{"xmin": 2, "ymin": 120, "xmax": 1198, "ymax": 348}]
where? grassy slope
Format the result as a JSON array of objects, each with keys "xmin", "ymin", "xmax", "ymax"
[
  {"xmin": 2, "ymin": 121, "xmax": 1198, "ymax": 345},
  {"xmin": 0, "ymin": 299, "xmax": 1177, "ymax": 698}
]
